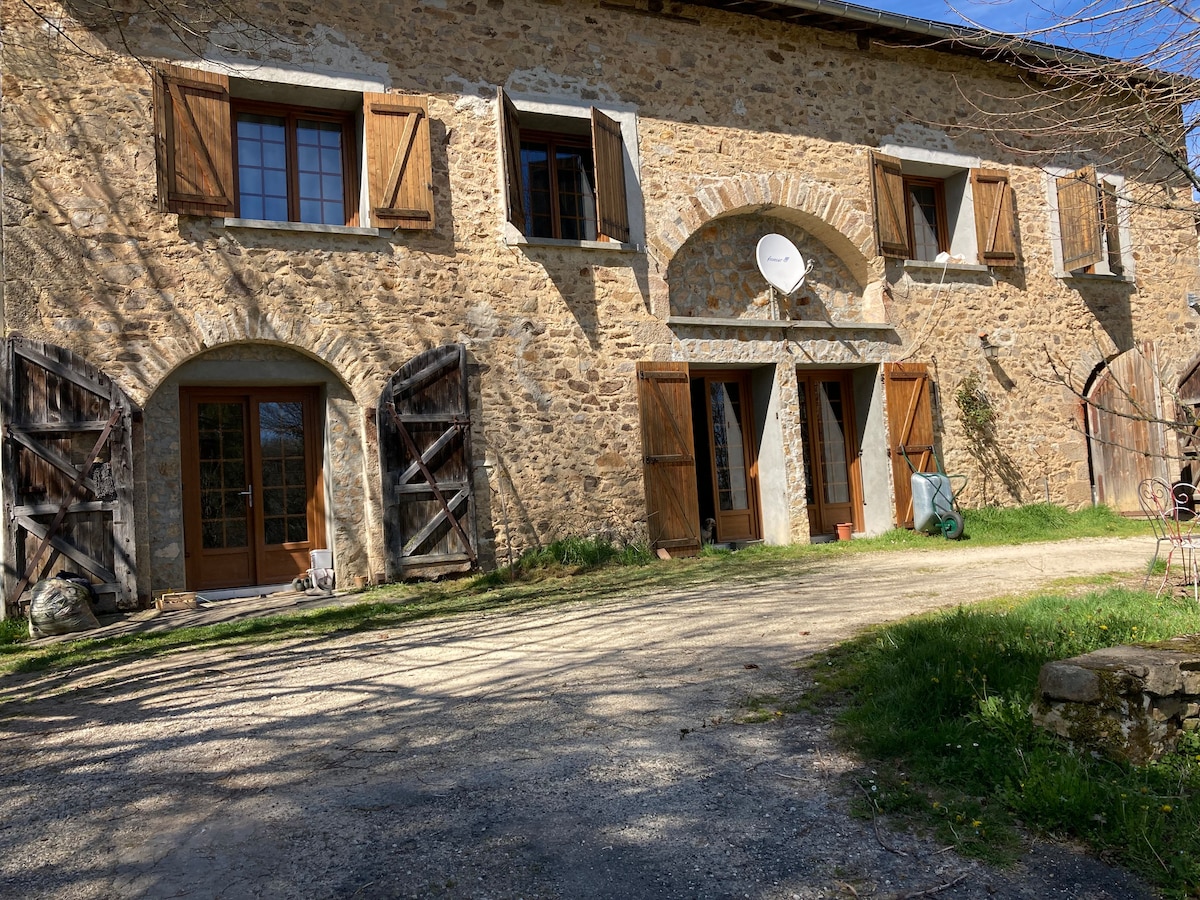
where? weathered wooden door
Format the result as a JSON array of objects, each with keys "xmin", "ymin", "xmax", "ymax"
[
  {"xmin": 1087, "ymin": 343, "xmax": 1167, "ymax": 513},
  {"xmin": 884, "ymin": 362, "xmax": 937, "ymax": 528},
  {"xmin": 180, "ymin": 387, "xmax": 326, "ymax": 591},
  {"xmin": 378, "ymin": 345, "xmax": 476, "ymax": 578},
  {"xmin": 2, "ymin": 337, "xmax": 138, "ymax": 613},
  {"xmin": 637, "ymin": 362, "xmax": 701, "ymax": 555}
]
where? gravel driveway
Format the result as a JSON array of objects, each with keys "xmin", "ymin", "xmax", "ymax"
[{"xmin": 0, "ymin": 538, "xmax": 1165, "ymax": 899}]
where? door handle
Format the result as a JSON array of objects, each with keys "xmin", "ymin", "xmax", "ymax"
[{"xmin": 239, "ymin": 484, "xmax": 253, "ymax": 508}]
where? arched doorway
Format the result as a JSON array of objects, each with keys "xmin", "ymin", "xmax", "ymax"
[{"xmin": 1085, "ymin": 342, "xmax": 1168, "ymax": 513}]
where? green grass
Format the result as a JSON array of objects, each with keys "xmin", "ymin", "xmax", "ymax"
[{"xmin": 812, "ymin": 585, "xmax": 1200, "ymax": 895}]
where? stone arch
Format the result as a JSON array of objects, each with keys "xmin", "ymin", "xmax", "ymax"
[
  {"xmin": 650, "ymin": 174, "xmax": 877, "ymax": 288},
  {"xmin": 113, "ymin": 308, "xmax": 384, "ymax": 407}
]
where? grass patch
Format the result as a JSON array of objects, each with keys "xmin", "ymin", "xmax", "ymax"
[{"xmin": 812, "ymin": 585, "xmax": 1200, "ymax": 893}]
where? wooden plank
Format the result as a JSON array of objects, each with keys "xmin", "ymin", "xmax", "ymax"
[
  {"xmin": 13, "ymin": 515, "xmax": 119, "ymax": 585},
  {"xmin": 884, "ymin": 362, "xmax": 936, "ymax": 528},
  {"xmin": 637, "ymin": 361, "xmax": 701, "ymax": 553}
]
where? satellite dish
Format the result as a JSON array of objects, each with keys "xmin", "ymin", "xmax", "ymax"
[{"xmin": 756, "ymin": 234, "xmax": 813, "ymax": 295}]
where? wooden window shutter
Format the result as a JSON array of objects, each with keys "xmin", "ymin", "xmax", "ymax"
[
  {"xmin": 1101, "ymin": 180, "xmax": 1124, "ymax": 273},
  {"xmin": 636, "ymin": 362, "xmax": 701, "ymax": 555},
  {"xmin": 154, "ymin": 65, "xmax": 234, "ymax": 216},
  {"xmin": 870, "ymin": 151, "xmax": 910, "ymax": 258},
  {"xmin": 883, "ymin": 362, "xmax": 936, "ymax": 528},
  {"xmin": 970, "ymin": 168, "xmax": 1019, "ymax": 265},
  {"xmin": 498, "ymin": 88, "xmax": 526, "ymax": 233},
  {"xmin": 591, "ymin": 108, "xmax": 630, "ymax": 243},
  {"xmin": 364, "ymin": 93, "xmax": 434, "ymax": 230},
  {"xmin": 1056, "ymin": 165, "xmax": 1103, "ymax": 272}
]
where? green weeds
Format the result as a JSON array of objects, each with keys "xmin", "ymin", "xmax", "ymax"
[{"xmin": 814, "ymin": 586, "xmax": 1200, "ymax": 894}]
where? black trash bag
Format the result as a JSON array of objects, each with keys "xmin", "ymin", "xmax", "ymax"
[{"xmin": 29, "ymin": 577, "xmax": 101, "ymax": 638}]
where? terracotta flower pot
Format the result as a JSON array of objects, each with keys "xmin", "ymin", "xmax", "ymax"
[{"xmin": 836, "ymin": 522, "xmax": 853, "ymax": 541}]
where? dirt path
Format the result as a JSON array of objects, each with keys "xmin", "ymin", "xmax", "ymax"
[{"xmin": 0, "ymin": 538, "xmax": 1166, "ymax": 899}]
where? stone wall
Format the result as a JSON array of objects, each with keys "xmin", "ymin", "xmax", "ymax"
[
  {"xmin": 1033, "ymin": 638, "xmax": 1200, "ymax": 763},
  {"xmin": 3, "ymin": 0, "xmax": 1198, "ymax": 591}
]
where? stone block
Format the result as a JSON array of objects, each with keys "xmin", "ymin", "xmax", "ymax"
[{"xmin": 1038, "ymin": 661, "xmax": 1100, "ymax": 703}]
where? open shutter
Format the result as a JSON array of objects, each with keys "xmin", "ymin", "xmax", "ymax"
[
  {"xmin": 870, "ymin": 151, "xmax": 910, "ymax": 258},
  {"xmin": 153, "ymin": 65, "xmax": 234, "ymax": 216},
  {"xmin": 498, "ymin": 88, "xmax": 526, "ymax": 234},
  {"xmin": 365, "ymin": 93, "xmax": 435, "ymax": 230},
  {"xmin": 1056, "ymin": 165, "xmax": 1103, "ymax": 272},
  {"xmin": 1087, "ymin": 343, "xmax": 1168, "ymax": 514},
  {"xmin": 637, "ymin": 362, "xmax": 701, "ymax": 555},
  {"xmin": 1100, "ymin": 181, "xmax": 1124, "ymax": 274},
  {"xmin": 2, "ymin": 337, "xmax": 139, "ymax": 615},
  {"xmin": 378, "ymin": 344, "xmax": 476, "ymax": 578},
  {"xmin": 971, "ymin": 168, "xmax": 1018, "ymax": 265},
  {"xmin": 884, "ymin": 362, "xmax": 936, "ymax": 528},
  {"xmin": 591, "ymin": 108, "xmax": 630, "ymax": 243}
]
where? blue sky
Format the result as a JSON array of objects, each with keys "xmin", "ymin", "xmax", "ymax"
[
  {"xmin": 859, "ymin": 2, "xmax": 1176, "ymax": 65},
  {"xmin": 861, "ymin": 1, "xmax": 1052, "ymax": 33}
]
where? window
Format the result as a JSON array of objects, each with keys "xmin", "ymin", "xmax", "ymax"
[
  {"xmin": 233, "ymin": 102, "xmax": 353, "ymax": 225},
  {"xmin": 520, "ymin": 131, "xmax": 597, "ymax": 240},
  {"xmin": 1052, "ymin": 165, "xmax": 1130, "ymax": 277},
  {"xmin": 869, "ymin": 150, "xmax": 1019, "ymax": 266},
  {"xmin": 154, "ymin": 65, "xmax": 435, "ymax": 231},
  {"xmin": 499, "ymin": 89, "xmax": 634, "ymax": 245}
]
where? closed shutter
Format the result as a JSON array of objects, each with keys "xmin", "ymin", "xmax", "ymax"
[
  {"xmin": 3, "ymin": 337, "xmax": 140, "ymax": 615},
  {"xmin": 971, "ymin": 168, "xmax": 1019, "ymax": 265},
  {"xmin": 378, "ymin": 344, "xmax": 476, "ymax": 577},
  {"xmin": 1087, "ymin": 343, "xmax": 1167, "ymax": 514},
  {"xmin": 637, "ymin": 362, "xmax": 701, "ymax": 555},
  {"xmin": 870, "ymin": 151, "xmax": 910, "ymax": 258},
  {"xmin": 884, "ymin": 362, "xmax": 936, "ymax": 528},
  {"xmin": 1057, "ymin": 165, "xmax": 1103, "ymax": 272},
  {"xmin": 498, "ymin": 88, "xmax": 526, "ymax": 233},
  {"xmin": 591, "ymin": 108, "xmax": 630, "ymax": 243},
  {"xmin": 153, "ymin": 65, "xmax": 234, "ymax": 216},
  {"xmin": 365, "ymin": 93, "xmax": 435, "ymax": 230}
]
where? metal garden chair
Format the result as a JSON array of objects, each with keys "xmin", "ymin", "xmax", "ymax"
[{"xmin": 1137, "ymin": 477, "xmax": 1200, "ymax": 602}]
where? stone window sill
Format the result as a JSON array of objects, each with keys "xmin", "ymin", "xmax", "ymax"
[
  {"xmin": 902, "ymin": 259, "xmax": 991, "ymax": 276},
  {"xmin": 1057, "ymin": 271, "xmax": 1135, "ymax": 284},
  {"xmin": 505, "ymin": 234, "xmax": 640, "ymax": 253},
  {"xmin": 218, "ymin": 218, "xmax": 384, "ymax": 238}
]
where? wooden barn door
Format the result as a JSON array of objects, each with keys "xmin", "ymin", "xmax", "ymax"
[
  {"xmin": 2, "ymin": 337, "xmax": 138, "ymax": 614},
  {"xmin": 1087, "ymin": 343, "xmax": 1167, "ymax": 513},
  {"xmin": 884, "ymin": 362, "xmax": 936, "ymax": 528},
  {"xmin": 637, "ymin": 362, "xmax": 701, "ymax": 555},
  {"xmin": 378, "ymin": 344, "xmax": 476, "ymax": 578}
]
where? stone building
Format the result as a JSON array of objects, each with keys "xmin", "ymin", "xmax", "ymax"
[{"xmin": 2, "ymin": 0, "xmax": 1197, "ymax": 612}]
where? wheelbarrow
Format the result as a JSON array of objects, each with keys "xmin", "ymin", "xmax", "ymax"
[{"xmin": 900, "ymin": 446, "xmax": 967, "ymax": 540}]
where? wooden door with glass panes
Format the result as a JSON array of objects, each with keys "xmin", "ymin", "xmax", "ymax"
[
  {"xmin": 181, "ymin": 387, "xmax": 325, "ymax": 590},
  {"xmin": 692, "ymin": 371, "xmax": 761, "ymax": 544},
  {"xmin": 798, "ymin": 371, "xmax": 863, "ymax": 536}
]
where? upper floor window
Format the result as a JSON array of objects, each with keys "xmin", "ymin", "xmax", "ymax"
[
  {"xmin": 233, "ymin": 102, "xmax": 353, "ymax": 225},
  {"xmin": 499, "ymin": 89, "xmax": 639, "ymax": 246},
  {"xmin": 154, "ymin": 64, "xmax": 435, "ymax": 231},
  {"xmin": 1051, "ymin": 165, "xmax": 1131, "ymax": 277},
  {"xmin": 869, "ymin": 150, "xmax": 1019, "ymax": 267}
]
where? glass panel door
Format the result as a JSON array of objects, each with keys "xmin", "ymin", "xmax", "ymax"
[
  {"xmin": 183, "ymin": 387, "xmax": 325, "ymax": 590},
  {"xmin": 798, "ymin": 371, "xmax": 861, "ymax": 537},
  {"xmin": 693, "ymin": 372, "xmax": 760, "ymax": 544}
]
